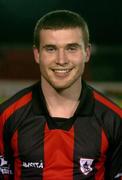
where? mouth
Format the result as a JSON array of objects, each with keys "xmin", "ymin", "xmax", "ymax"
[
  {"xmin": 52, "ymin": 69, "xmax": 72, "ymax": 73},
  {"xmin": 51, "ymin": 68, "xmax": 73, "ymax": 77}
]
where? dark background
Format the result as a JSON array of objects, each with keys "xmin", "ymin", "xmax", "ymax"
[
  {"xmin": 0, "ymin": 0, "xmax": 122, "ymax": 81},
  {"xmin": 0, "ymin": 0, "xmax": 122, "ymax": 45}
]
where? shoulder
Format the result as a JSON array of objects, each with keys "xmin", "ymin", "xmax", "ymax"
[
  {"xmin": 87, "ymin": 83, "xmax": 122, "ymax": 141},
  {"xmin": 0, "ymin": 82, "xmax": 39, "ymax": 119},
  {"xmin": 86, "ymin": 82, "xmax": 122, "ymax": 118}
]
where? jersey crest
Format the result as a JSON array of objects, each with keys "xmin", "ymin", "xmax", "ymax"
[{"xmin": 80, "ymin": 158, "xmax": 94, "ymax": 175}]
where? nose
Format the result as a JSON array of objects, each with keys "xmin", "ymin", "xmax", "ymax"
[{"xmin": 56, "ymin": 49, "xmax": 68, "ymax": 65}]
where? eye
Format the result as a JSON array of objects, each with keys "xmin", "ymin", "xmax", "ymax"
[
  {"xmin": 68, "ymin": 46, "xmax": 77, "ymax": 51},
  {"xmin": 45, "ymin": 45, "xmax": 56, "ymax": 52},
  {"xmin": 66, "ymin": 44, "xmax": 80, "ymax": 52}
]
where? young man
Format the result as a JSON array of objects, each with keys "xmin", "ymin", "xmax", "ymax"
[{"xmin": 0, "ymin": 10, "xmax": 122, "ymax": 180}]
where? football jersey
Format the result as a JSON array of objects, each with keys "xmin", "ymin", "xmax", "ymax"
[{"xmin": 0, "ymin": 81, "xmax": 122, "ymax": 180}]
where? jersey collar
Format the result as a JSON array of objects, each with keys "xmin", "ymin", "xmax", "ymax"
[{"xmin": 32, "ymin": 80, "xmax": 94, "ymax": 117}]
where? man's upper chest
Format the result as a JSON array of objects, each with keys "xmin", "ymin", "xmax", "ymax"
[{"xmin": 11, "ymin": 115, "xmax": 108, "ymax": 162}]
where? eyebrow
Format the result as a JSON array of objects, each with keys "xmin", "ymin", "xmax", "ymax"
[
  {"xmin": 42, "ymin": 44, "xmax": 57, "ymax": 49},
  {"xmin": 65, "ymin": 43, "xmax": 82, "ymax": 48}
]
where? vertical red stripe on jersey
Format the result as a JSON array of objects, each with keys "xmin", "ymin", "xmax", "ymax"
[
  {"xmin": 43, "ymin": 124, "xmax": 74, "ymax": 180},
  {"xmin": 11, "ymin": 130, "xmax": 22, "ymax": 180},
  {"xmin": 0, "ymin": 92, "xmax": 32, "ymax": 154},
  {"xmin": 95, "ymin": 129, "xmax": 109, "ymax": 180},
  {"xmin": 93, "ymin": 91, "xmax": 122, "ymax": 118}
]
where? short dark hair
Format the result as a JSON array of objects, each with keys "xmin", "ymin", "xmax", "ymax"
[{"xmin": 33, "ymin": 10, "xmax": 89, "ymax": 49}]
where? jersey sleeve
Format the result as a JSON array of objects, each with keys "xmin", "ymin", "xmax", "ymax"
[
  {"xmin": 0, "ymin": 104, "xmax": 13, "ymax": 179},
  {"xmin": 110, "ymin": 115, "xmax": 122, "ymax": 179}
]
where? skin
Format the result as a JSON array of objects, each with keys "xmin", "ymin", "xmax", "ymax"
[{"xmin": 33, "ymin": 28, "xmax": 91, "ymax": 117}]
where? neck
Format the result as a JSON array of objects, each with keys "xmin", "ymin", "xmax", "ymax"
[{"xmin": 41, "ymin": 77, "xmax": 82, "ymax": 118}]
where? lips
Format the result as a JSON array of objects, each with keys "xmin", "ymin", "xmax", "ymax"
[
  {"xmin": 53, "ymin": 69, "xmax": 71, "ymax": 73},
  {"xmin": 51, "ymin": 68, "xmax": 73, "ymax": 77}
]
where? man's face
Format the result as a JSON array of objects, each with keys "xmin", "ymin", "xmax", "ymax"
[{"xmin": 33, "ymin": 28, "xmax": 91, "ymax": 90}]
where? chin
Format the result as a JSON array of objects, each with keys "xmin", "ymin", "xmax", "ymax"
[{"xmin": 50, "ymin": 81, "xmax": 75, "ymax": 90}]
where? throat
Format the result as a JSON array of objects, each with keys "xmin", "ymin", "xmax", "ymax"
[
  {"xmin": 41, "ymin": 77, "xmax": 82, "ymax": 118},
  {"xmin": 46, "ymin": 100, "xmax": 79, "ymax": 118}
]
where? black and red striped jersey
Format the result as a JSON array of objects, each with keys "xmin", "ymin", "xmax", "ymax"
[{"xmin": 0, "ymin": 81, "xmax": 122, "ymax": 180}]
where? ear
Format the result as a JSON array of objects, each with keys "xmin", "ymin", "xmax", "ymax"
[
  {"xmin": 85, "ymin": 43, "xmax": 91, "ymax": 63},
  {"xmin": 33, "ymin": 45, "xmax": 40, "ymax": 64}
]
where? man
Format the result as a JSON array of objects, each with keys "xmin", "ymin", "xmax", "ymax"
[{"xmin": 0, "ymin": 10, "xmax": 122, "ymax": 180}]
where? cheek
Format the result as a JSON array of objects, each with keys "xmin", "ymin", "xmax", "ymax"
[
  {"xmin": 72, "ymin": 58, "xmax": 85, "ymax": 67},
  {"xmin": 75, "ymin": 57, "xmax": 86, "ymax": 73},
  {"xmin": 39, "ymin": 53, "xmax": 49, "ymax": 66},
  {"xmin": 40, "ymin": 53, "xmax": 55, "ymax": 66},
  {"xmin": 68, "ymin": 53, "xmax": 85, "ymax": 64},
  {"xmin": 39, "ymin": 61, "xmax": 48, "ymax": 73}
]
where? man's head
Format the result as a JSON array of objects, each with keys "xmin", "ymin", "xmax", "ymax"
[
  {"xmin": 33, "ymin": 10, "xmax": 90, "ymax": 49},
  {"xmin": 33, "ymin": 10, "xmax": 91, "ymax": 91}
]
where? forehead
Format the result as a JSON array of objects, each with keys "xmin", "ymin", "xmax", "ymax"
[{"xmin": 39, "ymin": 28, "xmax": 83, "ymax": 45}]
